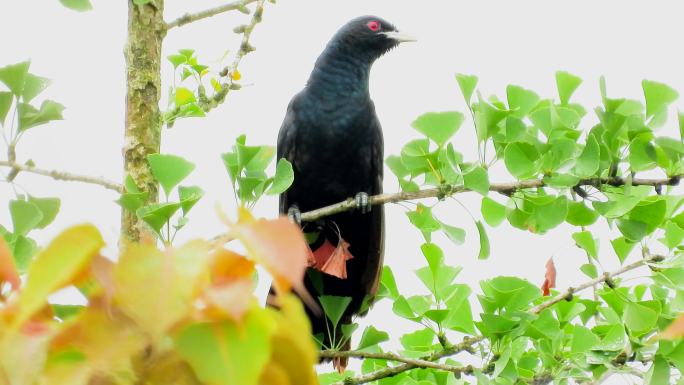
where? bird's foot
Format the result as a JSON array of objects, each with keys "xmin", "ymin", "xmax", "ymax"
[
  {"xmin": 287, "ymin": 205, "xmax": 302, "ymax": 225},
  {"xmin": 354, "ymin": 192, "xmax": 371, "ymax": 214}
]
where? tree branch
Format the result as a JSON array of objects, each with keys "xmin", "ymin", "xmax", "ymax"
[
  {"xmin": 300, "ymin": 175, "xmax": 681, "ymax": 222},
  {"xmin": 330, "ymin": 254, "xmax": 668, "ymax": 385},
  {"xmin": 324, "ymin": 336, "xmax": 484, "ymax": 385},
  {"xmin": 165, "ymin": 0, "xmax": 258, "ymax": 30},
  {"xmin": 318, "ymin": 350, "xmax": 475, "ymax": 375},
  {"xmin": 210, "ymin": 175, "xmax": 681, "ymax": 244},
  {"xmin": 122, "ymin": 0, "xmax": 164, "ymax": 243},
  {"xmin": 0, "ymin": 160, "xmax": 123, "ymax": 193},
  {"xmin": 199, "ymin": 0, "xmax": 266, "ymax": 112}
]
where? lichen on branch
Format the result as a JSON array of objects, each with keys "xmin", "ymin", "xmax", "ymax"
[{"xmin": 122, "ymin": 0, "xmax": 166, "ymax": 242}]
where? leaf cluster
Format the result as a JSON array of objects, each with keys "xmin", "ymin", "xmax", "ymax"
[
  {"xmin": 0, "ymin": 61, "xmax": 65, "ymax": 270},
  {"xmin": 221, "ymin": 134, "xmax": 294, "ymax": 207},
  {"xmin": 323, "ymin": 73, "xmax": 684, "ymax": 385},
  {"xmin": 163, "ymin": 49, "xmax": 243, "ymax": 127},
  {"xmin": 0, "ymin": 212, "xmax": 319, "ymax": 385}
]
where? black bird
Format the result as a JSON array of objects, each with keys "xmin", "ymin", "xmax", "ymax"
[{"xmin": 276, "ymin": 16, "xmax": 414, "ymax": 370}]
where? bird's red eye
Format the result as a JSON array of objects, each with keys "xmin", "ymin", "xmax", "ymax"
[{"xmin": 367, "ymin": 21, "xmax": 380, "ymax": 32}]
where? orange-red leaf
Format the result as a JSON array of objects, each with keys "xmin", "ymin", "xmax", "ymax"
[
  {"xmin": 211, "ymin": 248, "xmax": 255, "ymax": 285},
  {"xmin": 203, "ymin": 279, "xmax": 254, "ymax": 322},
  {"xmin": 202, "ymin": 248, "xmax": 257, "ymax": 322},
  {"xmin": 541, "ymin": 258, "xmax": 556, "ymax": 296},
  {"xmin": 310, "ymin": 238, "xmax": 336, "ymax": 267},
  {"xmin": 87, "ymin": 255, "xmax": 116, "ymax": 301},
  {"xmin": 21, "ymin": 320, "xmax": 51, "ymax": 336},
  {"xmin": 232, "ymin": 215, "xmax": 307, "ymax": 289},
  {"xmin": 0, "ymin": 236, "xmax": 20, "ymax": 291},
  {"xmin": 231, "ymin": 215, "xmax": 320, "ymax": 314},
  {"xmin": 311, "ymin": 238, "xmax": 354, "ymax": 279}
]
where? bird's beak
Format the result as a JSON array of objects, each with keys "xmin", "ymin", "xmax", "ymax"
[{"xmin": 382, "ymin": 30, "xmax": 417, "ymax": 43}]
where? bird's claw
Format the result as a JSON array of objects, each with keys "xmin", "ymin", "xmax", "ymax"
[
  {"xmin": 354, "ymin": 192, "xmax": 371, "ymax": 214},
  {"xmin": 287, "ymin": 205, "xmax": 302, "ymax": 225}
]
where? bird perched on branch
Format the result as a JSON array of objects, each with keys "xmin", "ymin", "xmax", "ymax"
[{"xmin": 276, "ymin": 15, "xmax": 414, "ymax": 372}]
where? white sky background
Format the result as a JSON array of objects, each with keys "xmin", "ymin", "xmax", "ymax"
[{"xmin": 2, "ymin": 0, "xmax": 684, "ymax": 382}]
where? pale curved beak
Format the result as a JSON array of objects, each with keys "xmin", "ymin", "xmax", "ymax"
[{"xmin": 382, "ymin": 30, "xmax": 417, "ymax": 43}]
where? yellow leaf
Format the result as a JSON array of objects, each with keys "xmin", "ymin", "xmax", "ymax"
[
  {"xmin": 136, "ymin": 351, "xmax": 202, "ymax": 385},
  {"xmin": 236, "ymin": 206, "xmax": 256, "ymax": 224},
  {"xmin": 259, "ymin": 364, "xmax": 291, "ymax": 385},
  {"xmin": 231, "ymin": 69, "xmax": 241, "ymax": 81},
  {"xmin": 1, "ymin": 322, "xmax": 53, "ymax": 385},
  {"xmin": 113, "ymin": 240, "xmax": 210, "ymax": 341},
  {"xmin": 262, "ymin": 295, "xmax": 319, "ymax": 385},
  {"xmin": 47, "ymin": 307, "xmax": 146, "ymax": 384},
  {"xmin": 15, "ymin": 225, "xmax": 104, "ymax": 327},
  {"xmin": 39, "ymin": 362, "xmax": 90, "ymax": 385},
  {"xmin": 172, "ymin": 240, "xmax": 212, "ymax": 296}
]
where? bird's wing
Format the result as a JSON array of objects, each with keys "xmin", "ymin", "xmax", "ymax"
[
  {"xmin": 370, "ymin": 107, "xmax": 384, "ymax": 184},
  {"xmin": 364, "ymin": 105, "xmax": 386, "ymax": 297},
  {"xmin": 277, "ymin": 93, "xmax": 302, "ymax": 214}
]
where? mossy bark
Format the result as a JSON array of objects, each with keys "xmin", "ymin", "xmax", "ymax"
[{"xmin": 122, "ymin": 0, "xmax": 165, "ymax": 243}]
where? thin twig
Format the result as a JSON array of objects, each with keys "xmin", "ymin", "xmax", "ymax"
[
  {"xmin": 166, "ymin": 0, "xmax": 258, "ymax": 30},
  {"xmin": 200, "ymin": 0, "xmax": 266, "ymax": 112},
  {"xmin": 318, "ymin": 350, "xmax": 475, "ymax": 374},
  {"xmin": 326, "ymin": 337, "xmax": 483, "ymax": 385},
  {"xmin": 210, "ymin": 233, "xmax": 235, "ymax": 249},
  {"xmin": 584, "ymin": 364, "xmax": 644, "ymax": 385},
  {"xmin": 530, "ymin": 254, "xmax": 664, "ymax": 314},
  {"xmin": 0, "ymin": 160, "xmax": 123, "ymax": 193},
  {"xmin": 300, "ymin": 175, "xmax": 681, "ymax": 222},
  {"xmin": 331, "ymin": 254, "xmax": 668, "ymax": 385}
]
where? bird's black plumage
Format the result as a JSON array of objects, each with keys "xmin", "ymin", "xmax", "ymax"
[{"xmin": 276, "ymin": 16, "xmax": 411, "ymax": 368}]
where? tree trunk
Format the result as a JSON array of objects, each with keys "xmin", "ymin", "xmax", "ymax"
[{"xmin": 122, "ymin": 0, "xmax": 165, "ymax": 243}]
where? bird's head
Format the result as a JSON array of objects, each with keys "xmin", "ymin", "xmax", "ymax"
[{"xmin": 330, "ymin": 16, "xmax": 415, "ymax": 61}]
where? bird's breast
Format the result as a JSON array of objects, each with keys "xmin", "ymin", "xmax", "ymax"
[{"xmin": 291, "ymin": 124, "xmax": 376, "ymax": 209}]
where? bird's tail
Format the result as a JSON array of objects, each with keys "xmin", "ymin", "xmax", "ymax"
[
  {"xmin": 333, "ymin": 339, "xmax": 350, "ymax": 374},
  {"xmin": 311, "ymin": 311, "xmax": 352, "ymax": 373}
]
